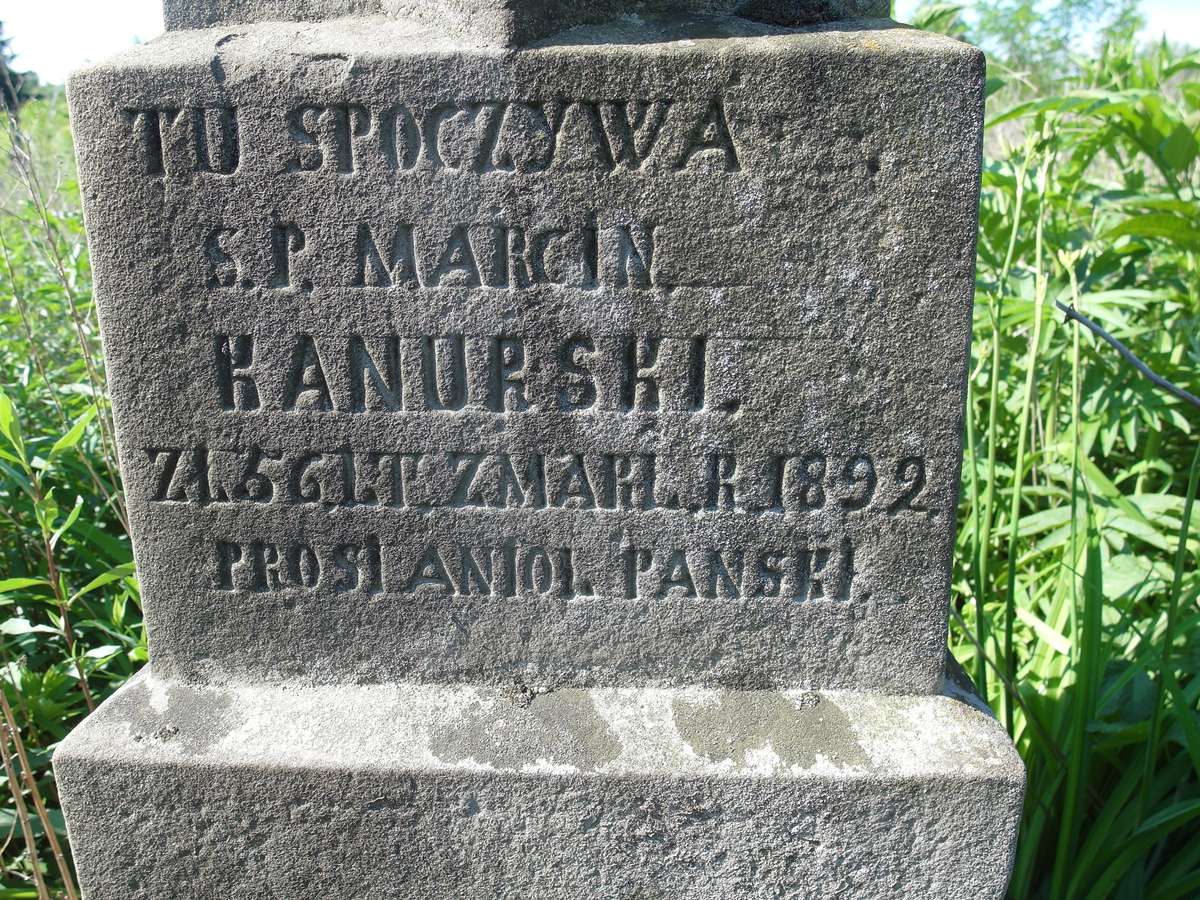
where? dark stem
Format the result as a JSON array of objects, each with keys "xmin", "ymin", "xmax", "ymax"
[{"xmin": 1055, "ymin": 300, "xmax": 1200, "ymax": 411}]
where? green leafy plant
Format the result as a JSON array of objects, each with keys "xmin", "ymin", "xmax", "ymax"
[
  {"xmin": 1, "ymin": 94, "xmax": 141, "ymax": 897},
  {"xmin": 956, "ymin": 38, "xmax": 1200, "ymax": 900}
]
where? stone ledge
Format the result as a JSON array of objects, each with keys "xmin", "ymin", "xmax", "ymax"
[
  {"xmin": 76, "ymin": 13, "xmax": 973, "ymax": 74},
  {"xmin": 56, "ymin": 673, "xmax": 1023, "ymax": 897},
  {"xmin": 162, "ymin": 1, "xmax": 894, "ymax": 47}
]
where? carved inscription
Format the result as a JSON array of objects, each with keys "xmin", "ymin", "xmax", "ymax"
[
  {"xmin": 209, "ymin": 537, "xmax": 855, "ymax": 603},
  {"xmin": 206, "ymin": 221, "xmax": 659, "ymax": 292},
  {"xmin": 280, "ymin": 97, "xmax": 739, "ymax": 174},
  {"xmin": 124, "ymin": 106, "xmax": 240, "ymax": 176},
  {"xmin": 400, "ymin": 544, "xmax": 586, "ymax": 597},
  {"xmin": 113, "ymin": 87, "xmax": 931, "ymax": 616},
  {"xmin": 125, "ymin": 97, "xmax": 740, "ymax": 178},
  {"xmin": 154, "ymin": 320, "xmax": 935, "ymax": 605},
  {"xmin": 212, "ymin": 333, "xmax": 713, "ymax": 414},
  {"xmin": 214, "ymin": 538, "xmax": 382, "ymax": 595},
  {"xmin": 140, "ymin": 447, "xmax": 929, "ymax": 517},
  {"xmin": 623, "ymin": 541, "xmax": 853, "ymax": 602}
]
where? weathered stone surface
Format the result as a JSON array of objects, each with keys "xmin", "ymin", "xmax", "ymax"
[
  {"xmin": 163, "ymin": 0, "xmax": 377, "ymax": 31},
  {"xmin": 62, "ymin": 4, "xmax": 1021, "ymax": 895},
  {"xmin": 68, "ymin": 15, "xmax": 984, "ymax": 693},
  {"xmin": 163, "ymin": 1, "xmax": 892, "ymax": 45},
  {"xmin": 56, "ymin": 669, "xmax": 1023, "ymax": 898}
]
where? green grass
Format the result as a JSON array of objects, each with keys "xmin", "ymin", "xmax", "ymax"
[
  {"xmin": 1, "ymin": 95, "xmax": 139, "ymax": 899},
  {"xmin": 955, "ymin": 38, "xmax": 1200, "ymax": 900},
  {"xmin": 0, "ymin": 33, "xmax": 1198, "ymax": 900}
]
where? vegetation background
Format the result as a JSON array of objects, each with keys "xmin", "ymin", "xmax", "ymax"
[{"xmin": 0, "ymin": 1, "xmax": 1197, "ymax": 896}]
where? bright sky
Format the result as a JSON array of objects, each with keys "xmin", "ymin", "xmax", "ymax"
[
  {"xmin": 3, "ymin": 0, "xmax": 1198, "ymax": 83},
  {"xmin": 892, "ymin": 0, "xmax": 1199, "ymax": 48}
]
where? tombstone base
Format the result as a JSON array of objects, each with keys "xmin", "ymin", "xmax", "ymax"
[{"xmin": 56, "ymin": 671, "xmax": 1022, "ymax": 898}]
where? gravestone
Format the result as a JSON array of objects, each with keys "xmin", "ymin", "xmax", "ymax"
[{"xmin": 56, "ymin": 1, "xmax": 1024, "ymax": 896}]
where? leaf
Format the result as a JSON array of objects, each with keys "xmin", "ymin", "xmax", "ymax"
[
  {"xmin": 1136, "ymin": 800, "xmax": 1200, "ymax": 836},
  {"xmin": 0, "ymin": 807, "xmax": 67, "ymax": 839},
  {"xmin": 909, "ymin": 2, "xmax": 964, "ymax": 34},
  {"xmin": 72, "ymin": 520, "xmax": 133, "ymax": 560},
  {"xmin": 986, "ymin": 90, "xmax": 1148, "ymax": 129},
  {"xmin": 987, "ymin": 95, "xmax": 1071, "ymax": 128},
  {"xmin": 0, "ymin": 578, "xmax": 50, "ymax": 594},
  {"xmin": 48, "ymin": 406, "xmax": 96, "ymax": 461},
  {"xmin": 1161, "ymin": 123, "xmax": 1199, "ymax": 172},
  {"xmin": 68, "ymin": 563, "xmax": 137, "ymax": 605},
  {"xmin": 0, "ymin": 390, "xmax": 22, "ymax": 458},
  {"xmin": 49, "ymin": 494, "xmax": 84, "ymax": 550},
  {"xmin": 1182, "ymin": 83, "xmax": 1200, "ymax": 112},
  {"xmin": 1105, "ymin": 214, "xmax": 1200, "ymax": 252},
  {"xmin": 1164, "ymin": 670, "xmax": 1200, "ymax": 781},
  {"xmin": 32, "ymin": 487, "xmax": 57, "ymax": 536},
  {"xmin": 83, "ymin": 644, "xmax": 121, "ymax": 660},
  {"xmin": 0, "ymin": 618, "xmax": 60, "ymax": 636},
  {"xmin": 1108, "ymin": 197, "xmax": 1198, "ymax": 218},
  {"xmin": 1015, "ymin": 605, "xmax": 1071, "ymax": 655}
]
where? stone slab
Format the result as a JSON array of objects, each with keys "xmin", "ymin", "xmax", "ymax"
[
  {"xmin": 68, "ymin": 17, "xmax": 983, "ymax": 692},
  {"xmin": 162, "ymin": 1, "xmax": 893, "ymax": 46},
  {"xmin": 55, "ymin": 668, "xmax": 1023, "ymax": 898}
]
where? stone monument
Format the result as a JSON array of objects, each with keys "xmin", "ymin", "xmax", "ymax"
[{"xmin": 57, "ymin": 0, "xmax": 1024, "ymax": 895}]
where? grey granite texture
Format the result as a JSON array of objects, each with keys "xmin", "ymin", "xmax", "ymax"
[
  {"xmin": 67, "ymin": 16, "xmax": 984, "ymax": 693},
  {"xmin": 163, "ymin": 0, "xmax": 378, "ymax": 30},
  {"xmin": 60, "ymin": 7, "xmax": 1020, "ymax": 896},
  {"xmin": 56, "ymin": 670, "xmax": 1023, "ymax": 898},
  {"xmin": 163, "ymin": 1, "xmax": 892, "ymax": 45}
]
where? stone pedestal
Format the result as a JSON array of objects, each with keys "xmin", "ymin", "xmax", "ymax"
[
  {"xmin": 59, "ymin": 670, "xmax": 1020, "ymax": 897},
  {"xmin": 58, "ymin": 1, "xmax": 1022, "ymax": 896}
]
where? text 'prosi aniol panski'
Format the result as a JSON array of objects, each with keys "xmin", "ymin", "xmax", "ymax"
[{"xmin": 209, "ymin": 536, "xmax": 857, "ymax": 604}]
